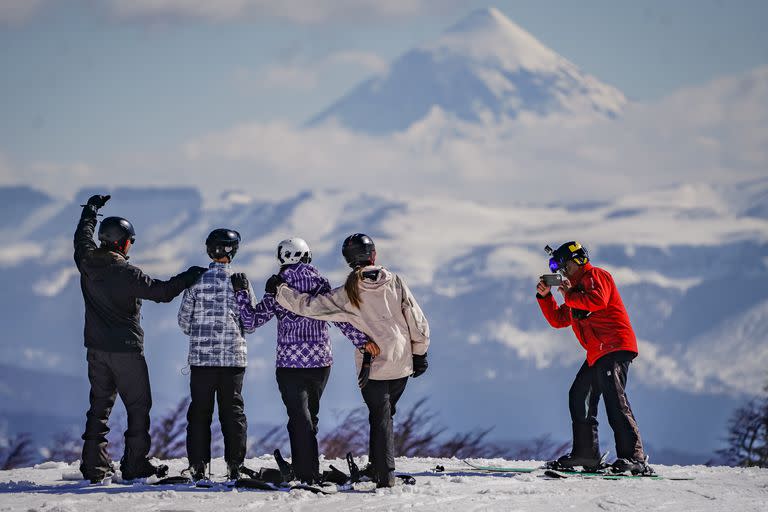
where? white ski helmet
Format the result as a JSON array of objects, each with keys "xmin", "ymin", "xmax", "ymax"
[{"xmin": 276, "ymin": 238, "xmax": 312, "ymax": 265}]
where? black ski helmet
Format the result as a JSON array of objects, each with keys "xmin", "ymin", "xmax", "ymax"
[
  {"xmin": 551, "ymin": 241, "xmax": 589, "ymax": 270},
  {"xmin": 98, "ymin": 216, "xmax": 136, "ymax": 253},
  {"xmin": 342, "ymin": 233, "xmax": 376, "ymax": 268},
  {"xmin": 206, "ymin": 228, "xmax": 241, "ymax": 261}
]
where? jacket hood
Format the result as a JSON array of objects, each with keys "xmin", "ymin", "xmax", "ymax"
[
  {"xmin": 358, "ymin": 265, "xmax": 393, "ymax": 290},
  {"xmin": 280, "ymin": 262, "xmax": 320, "ymax": 281},
  {"xmin": 85, "ymin": 248, "xmax": 125, "ymax": 269}
]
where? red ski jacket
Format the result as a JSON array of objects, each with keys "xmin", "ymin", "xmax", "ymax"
[{"xmin": 537, "ymin": 263, "xmax": 638, "ymax": 366}]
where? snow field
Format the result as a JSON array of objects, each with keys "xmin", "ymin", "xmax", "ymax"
[{"xmin": 1, "ymin": 456, "xmax": 766, "ymax": 512}]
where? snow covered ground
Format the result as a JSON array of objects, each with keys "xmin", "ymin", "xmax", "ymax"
[{"xmin": 1, "ymin": 456, "xmax": 766, "ymax": 512}]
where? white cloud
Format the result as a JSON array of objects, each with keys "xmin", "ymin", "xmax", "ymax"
[
  {"xmin": 107, "ymin": 0, "xmax": 461, "ymax": 24},
  {"xmin": 0, "ymin": 242, "xmax": 44, "ymax": 267},
  {"xmin": 23, "ymin": 348, "xmax": 62, "ymax": 369},
  {"xmin": 490, "ymin": 322, "xmax": 583, "ymax": 369},
  {"xmin": 0, "ymin": 0, "xmax": 44, "ymax": 25},
  {"xmin": 32, "ymin": 268, "xmax": 78, "ymax": 297},
  {"xmin": 235, "ymin": 50, "xmax": 387, "ymax": 92},
  {"xmin": 326, "ymin": 51, "xmax": 388, "ymax": 74},
  {"xmin": 237, "ymin": 65, "xmax": 318, "ymax": 91},
  {"xmin": 7, "ymin": 65, "xmax": 768, "ymax": 220}
]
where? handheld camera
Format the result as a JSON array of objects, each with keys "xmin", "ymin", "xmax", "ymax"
[{"xmin": 540, "ymin": 273, "xmax": 564, "ymax": 287}]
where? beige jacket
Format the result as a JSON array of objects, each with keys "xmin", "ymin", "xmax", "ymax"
[{"xmin": 275, "ymin": 266, "xmax": 430, "ymax": 380}]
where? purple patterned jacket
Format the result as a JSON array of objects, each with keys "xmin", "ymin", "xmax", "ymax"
[{"xmin": 235, "ymin": 263, "xmax": 369, "ymax": 368}]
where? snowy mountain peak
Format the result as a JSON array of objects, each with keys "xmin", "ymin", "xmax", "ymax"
[
  {"xmin": 434, "ymin": 6, "xmax": 562, "ymax": 72},
  {"xmin": 445, "ymin": 6, "xmax": 523, "ymax": 34},
  {"xmin": 308, "ymin": 7, "xmax": 626, "ymax": 134}
]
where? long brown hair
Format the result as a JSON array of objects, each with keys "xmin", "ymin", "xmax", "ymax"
[{"xmin": 345, "ymin": 267, "xmax": 364, "ymax": 309}]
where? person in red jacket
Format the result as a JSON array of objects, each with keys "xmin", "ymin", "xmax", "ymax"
[{"xmin": 536, "ymin": 241, "xmax": 653, "ymax": 475}]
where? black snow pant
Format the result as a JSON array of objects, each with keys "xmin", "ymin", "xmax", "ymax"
[
  {"xmin": 275, "ymin": 366, "xmax": 331, "ymax": 483},
  {"xmin": 568, "ymin": 350, "xmax": 645, "ymax": 461},
  {"xmin": 186, "ymin": 366, "xmax": 247, "ymax": 467},
  {"xmin": 361, "ymin": 377, "xmax": 408, "ymax": 483},
  {"xmin": 80, "ymin": 349, "xmax": 152, "ymax": 480}
]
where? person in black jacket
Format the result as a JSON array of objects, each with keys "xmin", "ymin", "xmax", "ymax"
[{"xmin": 74, "ymin": 194, "xmax": 206, "ymax": 482}]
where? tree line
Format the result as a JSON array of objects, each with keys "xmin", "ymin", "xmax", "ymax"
[{"xmin": 3, "ymin": 387, "xmax": 766, "ymax": 470}]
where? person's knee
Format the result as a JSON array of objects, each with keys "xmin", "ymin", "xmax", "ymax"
[{"xmin": 187, "ymin": 402, "xmax": 214, "ymax": 421}]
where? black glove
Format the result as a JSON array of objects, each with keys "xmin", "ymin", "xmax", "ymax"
[
  {"xmin": 412, "ymin": 353, "xmax": 428, "ymax": 378},
  {"xmin": 83, "ymin": 194, "xmax": 111, "ymax": 210},
  {"xmin": 180, "ymin": 266, "xmax": 207, "ymax": 288},
  {"xmin": 358, "ymin": 351, "xmax": 372, "ymax": 389},
  {"xmin": 265, "ymin": 274, "xmax": 285, "ymax": 295},
  {"xmin": 231, "ymin": 272, "xmax": 249, "ymax": 292}
]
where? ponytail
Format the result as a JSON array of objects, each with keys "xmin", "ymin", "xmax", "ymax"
[{"xmin": 345, "ymin": 267, "xmax": 364, "ymax": 309}]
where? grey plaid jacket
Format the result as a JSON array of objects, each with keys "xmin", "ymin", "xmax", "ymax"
[{"xmin": 177, "ymin": 261, "xmax": 255, "ymax": 367}]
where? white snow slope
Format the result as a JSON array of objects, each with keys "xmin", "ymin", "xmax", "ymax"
[{"xmin": 1, "ymin": 456, "xmax": 766, "ymax": 511}]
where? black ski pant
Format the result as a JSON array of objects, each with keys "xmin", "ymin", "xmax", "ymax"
[
  {"xmin": 186, "ymin": 366, "xmax": 247, "ymax": 467},
  {"xmin": 81, "ymin": 349, "xmax": 152, "ymax": 480},
  {"xmin": 275, "ymin": 366, "xmax": 331, "ymax": 483},
  {"xmin": 361, "ymin": 377, "xmax": 408, "ymax": 483},
  {"xmin": 568, "ymin": 350, "xmax": 645, "ymax": 461}
]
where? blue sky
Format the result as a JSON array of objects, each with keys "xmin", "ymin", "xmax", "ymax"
[{"xmin": 0, "ymin": 0, "xmax": 766, "ymax": 164}]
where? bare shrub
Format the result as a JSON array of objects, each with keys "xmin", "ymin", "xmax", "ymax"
[
  {"xmin": 0, "ymin": 433, "xmax": 35, "ymax": 470},
  {"xmin": 718, "ymin": 384, "xmax": 768, "ymax": 467}
]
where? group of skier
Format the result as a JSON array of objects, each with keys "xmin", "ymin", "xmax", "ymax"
[
  {"xmin": 74, "ymin": 194, "xmax": 429, "ymax": 487},
  {"xmin": 74, "ymin": 193, "xmax": 651, "ymax": 488}
]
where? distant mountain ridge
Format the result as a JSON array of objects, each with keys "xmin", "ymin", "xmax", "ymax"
[{"xmin": 0, "ymin": 180, "xmax": 766, "ymax": 457}]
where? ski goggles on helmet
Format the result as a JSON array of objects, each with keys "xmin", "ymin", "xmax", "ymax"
[{"xmin": 548, "ymin": 257, "xmax": 562, "ymax": 273}]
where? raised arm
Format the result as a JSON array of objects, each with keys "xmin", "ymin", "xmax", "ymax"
[{"xmin": 74, "ymin": 195, "xmax": 109, "ymax": 268}]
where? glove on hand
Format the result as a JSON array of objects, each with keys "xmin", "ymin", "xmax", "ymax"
[
  {"xmin": 412, "ymin": 353, "xmax": 428, "ymax": 378},
  {"xmin": 265, "ymin": 274, "xmax": 285, "ymax": 295},
  {"xmin": 358, "ymin": 351, "xmax": 373, "ymax": 389},
  {"xmin": 180, "ymin": 266, "xmax": 207, "ymax": 288},
  {"xmin": 231, "ymin": 272, "xmax": 250, "ymax": 292},
  {"xmin": 82, "ymin": 194, "xmax": 111, "ymax": 211}
]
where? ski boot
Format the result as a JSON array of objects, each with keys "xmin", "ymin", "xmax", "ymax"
[
  {"xmin": 360, "ymin": 462, "xmax": 377, "ymax": 481},
  {"xmin": 376, "ymin": 470, "xmax": 396, "ymax": 489},
  {"xmin": 545, "ymin": 452, "xmax": 607, "ymax": 472},
  {"xmin": 120, "ymin": 457, "xmax": 169, "ymax": 481},
  {"xmin": 611, "ymin": 456, "xmax": 655, "ymax": 476},
  {"xmin": 226, "ymin": 462, "xmax": 241, "ymax": 481},
  {"xmin": 188, "ymin": 462, "xmax": 208, "ymax": 482},
  {"xmin": 81, "ymin": 461, "xmax": 116, "ymax": 484}
]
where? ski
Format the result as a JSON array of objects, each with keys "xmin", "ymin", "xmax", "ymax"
[
  {"xmin": 543, "ymin": 469, "xmax": 694, "ymax": 481},
  {"xmin": 291, "ymin": 482, "xmax": 339, "ymax": 494},
  {"xmin": 462, "ymin": 460, "xmax": 538, "ymax": 473}
]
